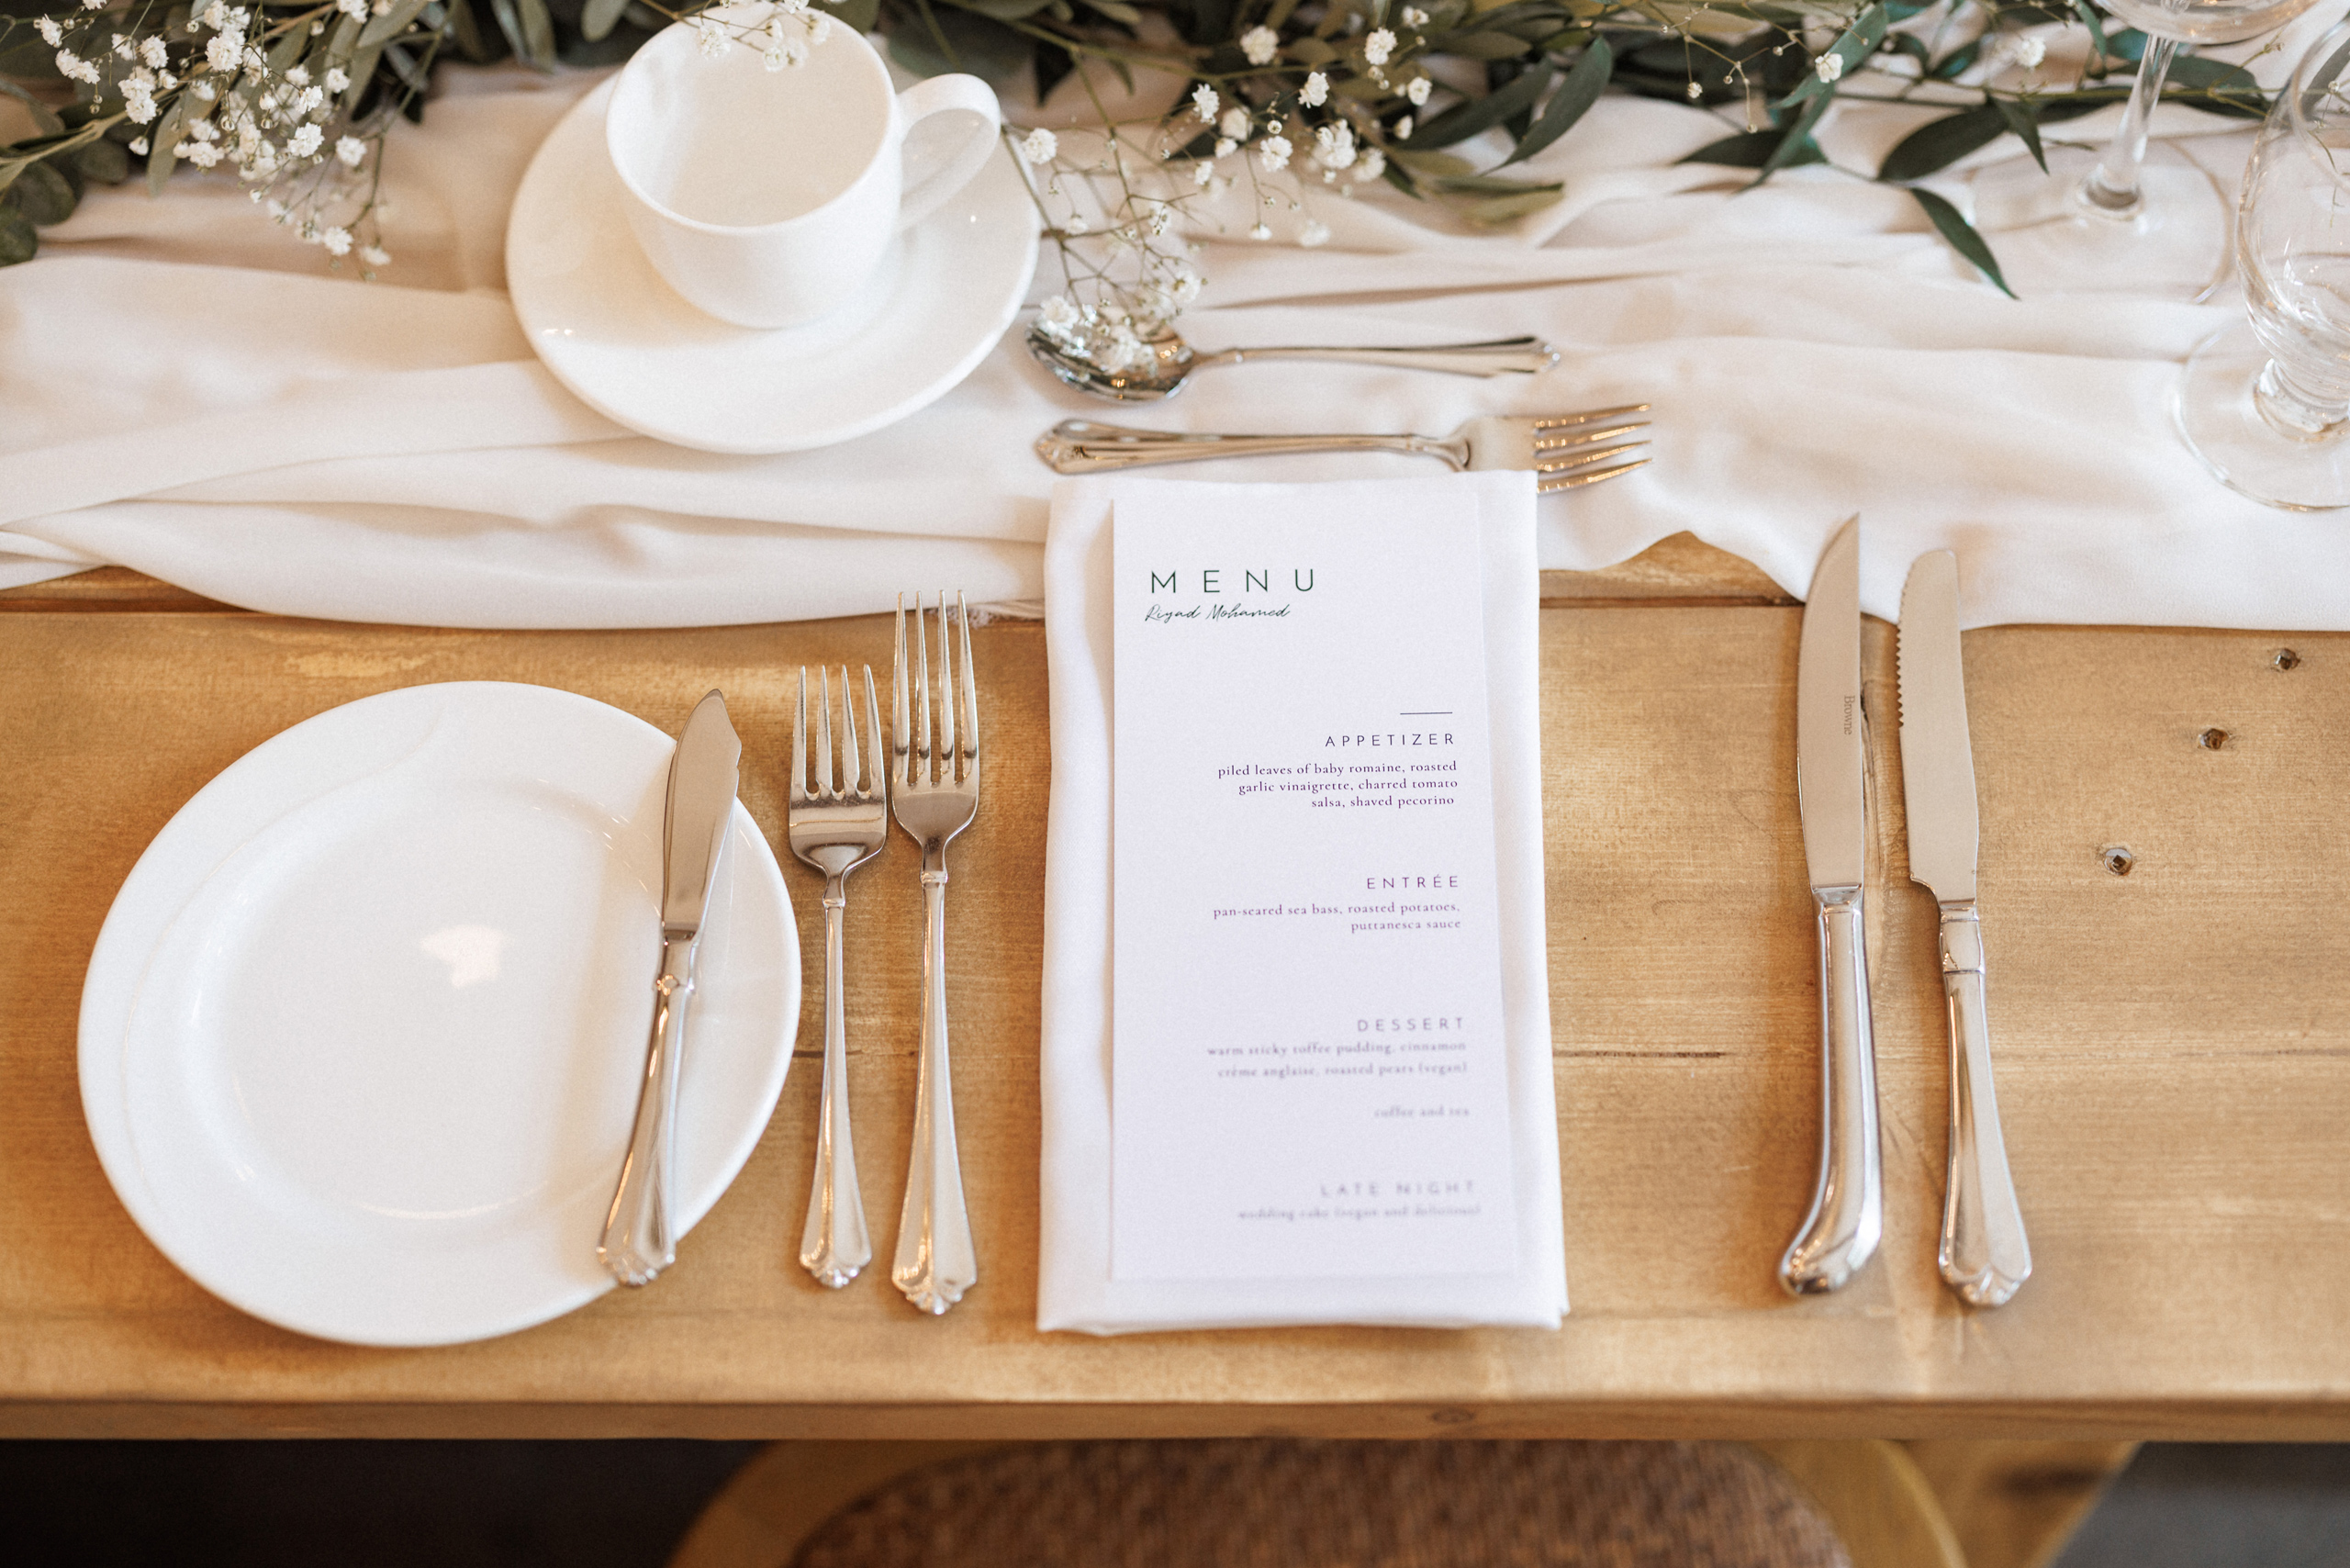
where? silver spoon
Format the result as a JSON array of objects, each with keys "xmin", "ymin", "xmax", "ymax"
[{"xmin": 1025, "ymin": 325, "xmax": 1559, "ymax": 402}]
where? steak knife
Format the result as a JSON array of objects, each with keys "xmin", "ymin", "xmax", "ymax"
[
  {"xmin": 1780, "ymin": 514, "xmax": 1884, "ymax": 1295},
  {"xmin": 600, "ymin": 689, "xmax": 743, "ymax": 1287},
  {"xmin": 1897, "ymin": 552, "xmax": 2031, "ymax": 1308}
]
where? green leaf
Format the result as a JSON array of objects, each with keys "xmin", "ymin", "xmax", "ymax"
[
  {"xmin": 9, "ymin": 159, "xmax": 75, "ymax": 226},
  {"xmin": 267, "ymin": 27, "xmax": 308, "ymax": 73},
  {"xmin": 1777, "ymin": 1, "xmax": 1890, "ymax": 109},
  {"xmin": 145, "ymin": 92, "xmax": 187, "ymax": 197},
  {"xmin": 1408, "ymin": 63, "xmax": 1552, "ymax": 150},
  {"xmin": 1435, "ymin": 30, "xmax": 1534, "ymax": 60},
  {"xmin": 1079, "ymin": 0, "xmax": 1143, "ymax": 20},
  {"xmin": 960, "ymin": 0, "xmax": 1058, "ymax": 17},
  {"xmin": 0, "ymin": 207, "xmax": 35, "ymax": 265},
  {"xmin": 74, "ymin": 138, "xmax": 129, "ymax": 185},
  {"xmin": 1992, "ymin": 96, "xmax": 2045, "ymax": 174},
  {"xmin": 489, "ymin": 0, "xmax": 557, "ymax": 72},
  {"xmin": 1289, "ymin": 37, "xmax": 1337, "ymax": 66},
  {"xmin": 344, "ymin": 46, "xmax": 385, "ymax": 108},
  {"xmin": 1465, "ymin": 185, "xmax": 1563, "ymax": 223},
  {"xmin": 361, "ymin": 0, "xmax": 436, "ymax": 47},
  {"xmin": 1929, "ymin": 39, "xmax": 1980, "ymax": 81},
  {"xmin": 1910, "ymin": 186, "xmax": 2013, "ymax": 298},
  {"xmin": 822, "ymin": 0, "xmax": 881, "ymax": 32},
  {"xmin": 1877, "ymin": 104, "xmax": 2007, "ymax": 183},
  {"xmin": 448, "ymin": 0, "xmax": 495, "ymax": 62},
  {"xmin": 888, "ymin": 8, "xmax": 1032, "ymax": 87},
  {"xmin": 580, "ymin": 0, "xmax": 630, "ymax": 40},
  {"xmin": 1501, "ymin": 37, "xmax": 1609, "ymax": 168},
  {"xmin": 2068, "ymin": 0, "xmax": 2109, "ymax": 62},
  {"xmin": 1756, "ymin": 87, "xmax": 1832, "ymax": 183},
  {"xmin": 1682, "ymin": 126, "xmax": 1823, "ymax": 170}
]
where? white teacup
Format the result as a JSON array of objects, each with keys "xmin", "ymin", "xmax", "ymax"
[{"xmin": 607, "ymin": 13, "xmax": 1002, "ymax": 330}]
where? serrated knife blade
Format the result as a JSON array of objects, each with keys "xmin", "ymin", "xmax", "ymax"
[
  {"xmin": 1780, "ymin": 515, "xmax": 1883, "ymax": 1296},
  {"xmin": 1896, "ymin": 553, "xmax": 2031, "ymax": 1308},
  {"xmin": 601, "ymin": 690, "xmax": 742, "ymax": 1287}
]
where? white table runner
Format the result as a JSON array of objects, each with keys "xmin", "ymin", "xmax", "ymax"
[{"xmin": 8, "ymin": 13, "xmax": 2350, "ymax": 629}]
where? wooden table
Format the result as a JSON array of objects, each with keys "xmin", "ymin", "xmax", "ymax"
[{"xmin": 5, "ymin": 538, "xmax": 2346, "ymax": 1440}]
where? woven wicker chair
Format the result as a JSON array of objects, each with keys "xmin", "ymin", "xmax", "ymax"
[{"xmin": 666, "ymin": 1439, "xmax": 1964, "ymax": 1568}]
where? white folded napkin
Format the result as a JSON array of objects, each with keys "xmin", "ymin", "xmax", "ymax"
[{"xmin": 1036, "ymin": 472, "xmax": 1568, "ymax": 1332}]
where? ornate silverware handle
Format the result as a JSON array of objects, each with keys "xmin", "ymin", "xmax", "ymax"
[
  {"xmin": 894, "ymin": 845, "xmax": 978, "ymax": 1314},
  {"xmin": 1035, "ymin": 420, "xmax": 1447, "ymax": 475},
  {"xmin": 800, "ymin": 875, "xmax": 872, "ymax": 1288},
  {"xmin": 1936, "ymin": 903, "xmax": 2031, "ymax": 1307},
  {"xmin": 1779, "ymin": 886, "xmax": 1884, "ymax": 1295},
  {"xmin": 1207, "ymin": 337, "xmax": 1559, "ymax": 377},
  {"xmin": 601, "ymin": 933, "xmax": 697, "ymax": 1286}
]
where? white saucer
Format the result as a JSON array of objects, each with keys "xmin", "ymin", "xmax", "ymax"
[
  {"xmin": 507, "ymin": 78, "xmax": 1039, "ymax": 455},
  {"xmin": 79, "ymin": 682, "xmax": 800, "ymax": 1347}
]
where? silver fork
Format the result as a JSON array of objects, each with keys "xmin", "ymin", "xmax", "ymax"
[
  {"xmin": 1032, "ymin": 406, "xmax": 1651, "ymax": 492},
  {"xmin": 890, "ymin": 591, "xmax": 980, "ymax": 1316},
  {"xmin": 787, "ymin": 666, "xmax": 886, "ymax": 1289}
]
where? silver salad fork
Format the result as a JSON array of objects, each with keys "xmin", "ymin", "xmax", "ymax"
[
  {"xmin": 788, "ymin": 666, "xmax": 887, "ymax": 1289},
  {"xmin": 890, "ymin": 592, "xmax": 981, "ymax": 1316}
]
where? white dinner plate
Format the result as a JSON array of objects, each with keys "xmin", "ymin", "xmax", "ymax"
[
  {"xmin": 506, "ymin": 76, "xmax": 1040, "ymax": 455},
  {"xmin": 78, "ymin": 682, "xmax": 799, "ymax": 1347}
]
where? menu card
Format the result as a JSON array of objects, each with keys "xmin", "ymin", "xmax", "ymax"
[{"xmin": 1109, "ymin": 483, "xmax": 1519, "ymax": 1282}]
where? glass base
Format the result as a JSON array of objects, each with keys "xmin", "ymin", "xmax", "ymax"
[
  {"xmin": 2177, "ymin": 322, "xmax": 2350, "ymax": 511},
  {"xmin": 1965, "ymin": 143, "xmax": 2229, "ymax": 302}
]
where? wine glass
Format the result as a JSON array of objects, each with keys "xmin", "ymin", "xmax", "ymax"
[
  {"xmin": 1969, "ymin": 0, "xmax": 2322, "ymax": 299},
  {"xmin": 2178, "ymin": 16, "xmax": 2350, "ymax": 508}
]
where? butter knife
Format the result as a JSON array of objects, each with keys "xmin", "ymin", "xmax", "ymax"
[
  {"xmin": 1780, "ymin": 515, "xmax": 1884, "ymax": 1295},
  {"xmin": 1897, "ymin": 551, "xmax": 2031, "ymax": 1308},
  {"xmin": 599, "ymin": 689, "xmax": 743, "ymax": 1287}
]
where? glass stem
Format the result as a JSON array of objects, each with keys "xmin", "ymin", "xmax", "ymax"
[
  {"xmin": 2083, "ymin": 38, "xmax": 2180, "ymax": 220},
  {"xmin": 2255, "ymin": 359, "xmax": 2350, "ymax": 442}
]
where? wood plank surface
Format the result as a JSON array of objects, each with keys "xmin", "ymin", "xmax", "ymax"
[{"xmin": 4, "ymin": 542, "xmax": 2347, "ymax": 1439}]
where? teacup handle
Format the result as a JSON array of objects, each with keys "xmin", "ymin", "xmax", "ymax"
[{"xmin": 895, "ymin": 73, "xmax": 1002, "ymax": 231}]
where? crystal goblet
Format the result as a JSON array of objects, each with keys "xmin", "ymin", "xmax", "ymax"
[
  {"xmin": 1969, "ymin": 0, "xmax": 2320, "ymax": 299},
  {"xmin": 2178, "ymin": 17, "xmax": 2350, "ymax": 508}
]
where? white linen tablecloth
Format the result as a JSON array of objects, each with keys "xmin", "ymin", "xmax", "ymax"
[
  {"xmin": 8, "ymin": 11, "xmax": 2350, "ymax": 628},
  {"xmin": 1037, "ymin": 472, "xmax": 1568, "ymax": 1331}
]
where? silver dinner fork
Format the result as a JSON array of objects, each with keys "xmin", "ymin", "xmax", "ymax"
[
  {"xmin": 890, "ymin": 592, "xmax": 980, "ymax": 1315},
  {"xmin": 788, "ymin": 666, "xmax": 886, "ymax": 1289},
  {"xmin": 1031, "ymin": 406, "xmax": 1651, "ymax": 492}
]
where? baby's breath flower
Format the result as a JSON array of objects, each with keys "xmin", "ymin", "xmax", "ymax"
[
  {"xmin": 179, "ymin": 140, "xmax": 222, "ymax": 166},
  {"xmin": 1064, "ymin": 212, "xmax": 1088, "ymax": 234},
  {"xmin": 1193, "ymin": 159, "xmax": 1214, "ymax": 185},
  {"xmin": 1192, "ymin": 84, "xmax": 1217, "ymax": 122},
  {"xmin": 1313, "ymin": 121, "xmax": 1356, "ymax": 171},
  {"xmin": 1406, "ymin": 75, "xmax": 1431, "ymax": 106},
  {"xmin": 1213, "ymin": 136, "xmax": 1236, "ymax": 157},
  {"xmin": 1403, "ymin": 6, "xmax": 1428, "ymax": 26},
  {"xmin": 1019, "ymin": 127, "xmax": 1058, "ymax": 164},
  {"xmin": 336, "ymin": 135, "xmax": 365, "ymax": 167},
  {"xmin": 285, "ymin": 123, "xmax": 321, "ymax": 158},
  {"xmin": 35, "ymin": 17, "xmax": 62, "ymax": 47},
  {"xmin": 326, "ymin": 66, "xmax": 350, "ymax": 93},
  {"xmin": 1218, "ymin": 106, "xmax": 1248, "ymax": 140},
  {"xmin": 317, "ymin": 225, "xmax": 352, "ymax": 256},
  {"xmin": 1248, "ymin": 221, "xmax": 1271, "ymax": 240},
  {"xmin": 361, "ymin": 244, "xmax": 389, "ymax": 267},
  {"xmin": 2004, "ymin": 35, "xmax": 2047, "ymax": 71},
  {"xmin": 55, "ymin": 50, "xmax": 100, "ymax": 84},
  {"xmin": 1684, "ymin": 80, "xmax": 1702, "ymax": 100},
  {"xmin": 1815, "ymin": 52, "xmax": 1843, "ymax": 84},
  {"xmin": 1394, "ymin": 114, "xmax": 1413, "ymax": 140},
  {"xmin": 1301, "ymin": 72, "xmax": 1327, "ymax": 107},
  {"xmin": 1256, "ymin": 133, "xmax": 1292, "ymax": 173},
  {"xmin": 140, "ymin": 35, "xmax": 167, "ymax": 68},
  {"xmin": 337, "ymin": 0, "xmax": 366, "ymax": 17},
  {"xmin": 1240, "ymin": 25, "xmax": 1278, "ymax": 66},
  {"xmin": 128, "ymin": 136, "xmax": 148, "ymax": 154},
  {"xmin": 1355, "ymin": 147, "xmax": 1385, "ymax": 182},
  {"xmin": 696, "ymin": 18, "xmax": 727, "ymax": 58},
  {"xmin": 285, "ymin": 64, "xmax": 309, "ymax": 86},
  {"xmin": 1364, "ymin": 29, "xmax": 1395, "ymax": 68}
]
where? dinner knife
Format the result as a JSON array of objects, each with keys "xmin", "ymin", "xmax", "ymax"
[
  {"xmin": 1779, "ymin": 514, "xmax": 1884, "ymax": 1295},
  {"xmin": 599, "ymin": 689, "xmax": 743, "ymax": 1287},
  {"xmin": 1897, "ymin": 551, "xmax": 2031, "ymax": 1308}
]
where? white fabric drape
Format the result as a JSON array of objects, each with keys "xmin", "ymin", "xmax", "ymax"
[{"xmin": 7, "ymin": 9, "xmax": 2349, "ymax": 627}]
